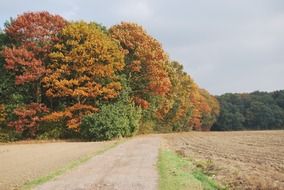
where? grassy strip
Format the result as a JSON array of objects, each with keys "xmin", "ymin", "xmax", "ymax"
[
  {"xmin": 192, "ymin": 170, "xmax": 223, "ymax": 190},
  {"xmin": 158, "ymin": 149, "xmax": 224, "ymax": 190},
  {"xmin": 21, "ymin": 140, "xmax": 122, "ymax": 190}
]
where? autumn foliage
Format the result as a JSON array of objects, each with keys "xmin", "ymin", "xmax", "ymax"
[
  {"xmin": 0, "ymin": 11, "xmax": 219, "ymax": 140},
  {"xmin": 42, "ymin": 22, "xmax": 125, "ymax": 129},
  {"xmin": 42, "ymin": 103, "xmax": 98, "ymax": 129},
  {"xmin": 110, "ymin": 23, "xmax": 171, "ymax": 108},
  {"xmin": 8, "ymin": 103, "xmax": 48, "ymax": 135},
  {"xmin": 3, "ymin": 12, "xmax": 66, "ymax": 85},
  {"xmin": 0, "ymin": 104, "xmax": 6, "ymax": 123},
  {"xmin": 3, "ymin": 47, "xmax": 45, "ymax": 84}
]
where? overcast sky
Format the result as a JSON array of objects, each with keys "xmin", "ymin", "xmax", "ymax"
[{"xmin": 0, "ymin": 0, "xmax": 283, "ymax": 95}]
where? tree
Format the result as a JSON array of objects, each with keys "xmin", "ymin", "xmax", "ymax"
[
  {"xmin": 80, "ymin": 98, "xmax": 141, "ymax": 140},
  {"xmin": 4, "ymin": 11, "xmax": 66, "ymax": 56},
  {"xmin": 156, "ymin": 61, "xmax": 199, "ymax": 132},
  {"xmin": 212, "ymin": 92, "xmax": 284, "ymax": 131},
  {"xmin": 42, "ymin": 22, "xmax": 125, "ymax": 129},
  {"xmin": 0, "ymin": 12, "xmax": 67, "ymax": 137},
  {"xmin": 8, "ymin": 103, "xmax": 48, "ymax": 136},
  {"xmin": 0, "ymin": 104, "xmax": 6, "ymax": 124},
  {"xmin": 273, "ymin": 90, "xmax": 284, "ymax": 109},
  {"xmin": 0, "ymin": 11, "xmax": 223, "ymax": 139},
  {"xmin": 109, "ymin": 22, "xmax": 171, "ymax": 108},
  {"xmin": 198, "ymin": 89, "xmax": 220, "ymax": 131},
  {"xmin": 2, "ymin": 11, "xmax": 66, "ymax": 102}
]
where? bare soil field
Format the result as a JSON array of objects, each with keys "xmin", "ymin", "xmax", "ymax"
[
  {"xmin": 164, "ymin": 130, "xmax": 284, "ymax": 190},
  {"xmin": 0, "ymin": 140, "xmax": 114, "ymax": 190}
]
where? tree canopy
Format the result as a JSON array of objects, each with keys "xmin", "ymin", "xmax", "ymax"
[
  {"xmin": 212, "ymin": 91, "xmax": 284, "ymax": 131},
  {"xmin": 0, "ymin": 11, "xmax": 219, "ymax": 141}
]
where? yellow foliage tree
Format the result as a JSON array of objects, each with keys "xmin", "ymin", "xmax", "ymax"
[{"xmin": 42, "ymin": 22, "xmax": 125, "ymax": 129}]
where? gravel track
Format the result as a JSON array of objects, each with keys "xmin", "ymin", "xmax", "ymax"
[{"xmin": 35, "ymin": 136, "xmax": 161, "ymax": 190}]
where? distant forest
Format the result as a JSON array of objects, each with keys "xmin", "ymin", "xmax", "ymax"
[{"xmin": 212, "ymin": 90, "xmax": 284, "ymax": 131}]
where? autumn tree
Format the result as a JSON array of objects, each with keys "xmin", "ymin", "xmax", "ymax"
[
  {"xmin": 0, "ymin": 104, "xmax": 6, "ymax": 124},
  {"xmin": 157, "ymin": 61, "xmax": 197, "ymax": 132},
  {"xmin": 109, "ymin": 23, "xmax": 171, "ymax": 109},
  {"xmin": 8, "ymin": 103, "xmax": 48, "ymax": 136},
  {"xmin": 188, "ymin": 89, "xmax": 202, "ymax": 130},
  {"xmin": 2, "ymin": 11, "xmax": 66, "ymax": 101},
  {"xmin": 198, "ymin": 89, "xmax": 220, "ymax": 131},
  {"xmin": 156, "ymin": 61, "xmax": 220, "ymax": 132},
  {"xmin": 42, "ymin": 22, "xmax": 125, "ymax": 129},
  {"xmin": 0, "ymin": 12, "xmax": 222, "ymax": 139},
  {"xmin": 1, "ymin": 12, "xmax": 66, "ymax": 136},
  {"xmin": 0, "ymin": 29, "xmax": 28, "ymax": 131}
]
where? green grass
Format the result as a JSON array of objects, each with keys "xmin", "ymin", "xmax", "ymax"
[
  {"xmin": 192, "ymin": 170, "xmax": 223, "ymax": 190},
  {"xmin": 158, "ymin": 149, "xmax": 225, "ymax": 190},
  {"xmin": 21, "ymin": 140, "xmax": 121, "ymax": 190}
]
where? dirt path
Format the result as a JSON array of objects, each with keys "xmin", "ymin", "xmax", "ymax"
[
  {"xmin": 35, "ymin": 136, "xmax": 161, "ymax": 190},
  {"xmin": 0, "ymin": 141, "xmax": 113, "ymax": 190}
]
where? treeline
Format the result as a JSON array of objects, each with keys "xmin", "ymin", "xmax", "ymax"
[
  {"xmin": 0, "ymin": 11, "xmax": 219, "ymax": 141},
  {"xmin": 212, "ymin": 90, "xmax": 284, "ymax": 131}
]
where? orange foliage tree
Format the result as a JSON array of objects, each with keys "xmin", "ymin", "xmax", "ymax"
[
  {"xmin": 188, "ymin": 88, "xmax": 202, "ymax": 130},
  {"xmin": 156, "ymin": 61, "xmax": 220, "ymax": 132},
  {"xmin": 198, "ymin": 89, "xmax": 220, "ymax": 131},
  {"xmin": 109, "ymin": 22, "xmax": 171, "ymax": 109},
  {"xmin": 3, "ymin": 11, "xmax": 66, "ymax": 91},
  {"xmin": 156, "ymin": 61, "xmax": 197, "ymax": 131},
  {"xmin": 1, "ymin": 12, "xmax": 66, "ymax": 135},
  {"xmin": 42, "ymin": 22, "xmax": 125, "ymax": 129},
  {"xmin": 188, "ymin": 88, "xmax": 220, "ymax": 131},
  {"xmin": 8, "ymin": 103, "xmax": 48, "ymax": 136}
]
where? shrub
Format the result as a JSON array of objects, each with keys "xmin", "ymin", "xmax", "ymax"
[
  {"xmin": 138, "ymin": 120, "xmax": 155, "ymax": 134},
  {"xmin": 80, "ymin": 100, "xmax": 141, "ymax": 140},
  {"xmin": 0, "ymin": 128, "xmax": 21, "ymax": 142}
]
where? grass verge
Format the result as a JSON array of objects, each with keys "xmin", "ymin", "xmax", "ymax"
[
  {"xmin": 158, "ymin": 149, "xmax": 225, "ymax": 190},
  {"xmin": 21, "ymin": 140, "xmax": 122, "ymax": 190}
]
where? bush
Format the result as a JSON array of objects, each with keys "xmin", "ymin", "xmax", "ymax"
[
  {"xmin": 0, "ymin": 129, "xmax": 21, "ymax": 142},
  {"xmin": 37, "ymin": 120, "xmax": 82, "ymax": 140},
  {"xmin": 80, "ymin": 100, "xmax": 141, "ymax": 140},
  {"xmin": 139, "ymin": 120, "xmax": 155, "ymax": 134}
]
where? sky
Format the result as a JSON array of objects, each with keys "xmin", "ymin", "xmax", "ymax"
[{"xmin": 0, "ymin": 0, "xmax": 283, "ymax": 95}]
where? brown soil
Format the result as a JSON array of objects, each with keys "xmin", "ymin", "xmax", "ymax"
[
  {"xmin": 35, "ymin": 136, "xmax": 160, "ymax": 190},
  {"xmin": 164, "ymin": 130, "xmax": 284, "ymax": 190},
  {"xmin": 0, "ymin": 140, "xmax": 114, "ymax": 190}
]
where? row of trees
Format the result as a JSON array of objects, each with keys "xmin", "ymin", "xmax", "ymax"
[
  {"xmin": 0, "ymin": 11, "xmax": 219, "ymax": 141},
  {"xmin": 212, "ymin": 90, "xmax": 284, "ymax": 131}
]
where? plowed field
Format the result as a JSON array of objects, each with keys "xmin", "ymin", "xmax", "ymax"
[{"xmin": 164, "ymin": 131, "xmax": 284, "ymax": 190}]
